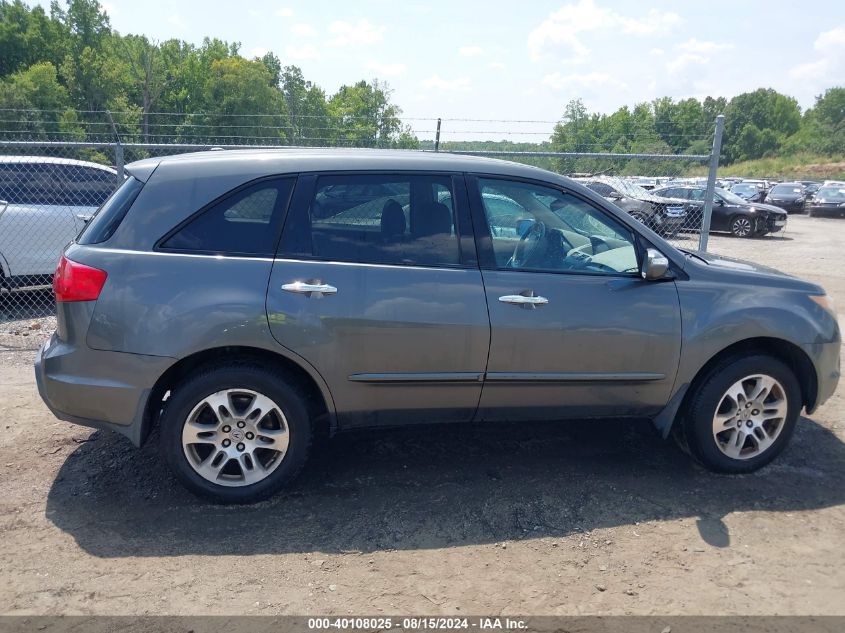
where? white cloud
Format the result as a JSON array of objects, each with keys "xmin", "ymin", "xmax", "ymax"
[
  {"xmin": 789, "ymin": 25, "xmax": 845, "ymax": 80},
  {"xmin": 248, "ymin": 9, "xmax": 261, "ymax": 18},
  {"xmin": 285, "ymin": 44, "xmax": 320, "ymax": 60},
  {"xmin": 489, "ymin": 61, "xmax": 506, "ymax": 70},
  {"xmin": 275, "ymin": 7, "xmax": 294, "ymax": 17},
  {"xmin": 422, "ymin": 74, "xmax": 471, "ymax": 92},
  {"xmin": 250, "ymin": 46, "xmax": 269, "ymax": 58},
  {"xmin": 167, "ymin": 14, "xmax": 184, "ymax": 29},
  {"xmin": 677, "ymin": 38, "xmax": 734, "ymax": 54},
  {"xmin": 459, "ymin": 45, "xmax": 484, "ymax": 57},
  {"xmin": 541, "ymin": 71, "xmax": 628, "ymax": 90},
  {"xmin": 815, "ymin": 25, "xmax": 845, "ymax": 50},
  {"xmin": 102, "ymin": 2, "xmax": 116, "ymax": 16},
  {"xmin": 666, "ymin": 53, "xmax": 709, "ymax": 74},
  {"xmin": 527, "ymin": 0, "xmax": 681, "ymax": 62},
  {"xmin": 327, "ymin": 19, "xmax": 385, "ymax": 47},
  {"xmin": 649, "ymin": 48, "xmax": 665, "ymax": 57},
  {"xmin": 366, "ymin": 61, "xmax": 407, "ymax": 77}
]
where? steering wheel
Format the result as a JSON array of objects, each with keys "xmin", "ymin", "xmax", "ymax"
[{"xmin": 510, "ymin": 221, "xmax": 546, "ymax": 268}]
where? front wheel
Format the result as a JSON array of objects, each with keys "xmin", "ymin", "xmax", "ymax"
[
  {"xmin": 730, "ymin": 215, "xmax": 755, "ymax": 238},
  {"xmin": 159, "ymin": 364, "xmax": 313, "ymax": 503},
  {"xmin": 676, "ymin": 354, "xmax": 801, "ymax": 473}
]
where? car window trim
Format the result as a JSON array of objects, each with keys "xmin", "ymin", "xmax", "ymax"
[
  {"xmin": 465, "ymin": 173, "xmax": 646, "ymax": 279},
  {"xmin": 154, "ymin": 174, "xmax": 296, "ymax": 258},
  {"xmin": 275, "ymin": 170, "xmax": 477, "ymax": 271}
]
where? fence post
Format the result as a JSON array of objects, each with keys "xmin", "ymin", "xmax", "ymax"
[
  {"xmin": 106, "ymin": 110, "xmax": 124, "ymax": 183},
  {"xmin": 434, "ymin": 118, "xmax": 441, "ymax": 152},
  {"xmin": 698, "ymin": 114, "xmax": 725, "ymax": 252}
]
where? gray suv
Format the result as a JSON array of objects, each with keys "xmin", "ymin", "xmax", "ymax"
[{"xmin": 35, "ymin": 150, "xmax": 841, "ymax": 503}]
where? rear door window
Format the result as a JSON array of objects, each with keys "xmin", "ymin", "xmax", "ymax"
[
  {"xmin": 279, "ymin": 173, "xmax": 462, "ymax": 267},
  {"xmin": 159, "ymin": 178, "xmax": 294, "ymax": 256}
]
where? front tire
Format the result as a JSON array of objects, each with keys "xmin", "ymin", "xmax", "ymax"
[
  {"xmin": 730, "ymin": 215, "xmax": 755, "ymax": 238},
  {"xmin": 676, "ymin": 354, "xmax": 801, "ymax": 473},
  {"xmin": 160, "ymin": 364, "xmax": 313, "ymax": 503}
]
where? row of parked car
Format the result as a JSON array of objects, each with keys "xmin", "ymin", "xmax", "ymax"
[
  {"xmin": 575, "ymin": 176, "xmax": 788, "ymax": 239},
  {"xmin": 669, "ymin": 176, "xmax": 845, "ymax": 218}
]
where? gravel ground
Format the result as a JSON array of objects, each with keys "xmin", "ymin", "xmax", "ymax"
[{"xmin": 1, "ymin": 215, "xmax": 843, "ymax": 616}]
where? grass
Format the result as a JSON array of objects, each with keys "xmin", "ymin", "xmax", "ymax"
[{"xmin": 689, "ymin": 153, "xmax": 845, "ymax": 180}]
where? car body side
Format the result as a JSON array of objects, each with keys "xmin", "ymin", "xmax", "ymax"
[{"xmin": 35, "ymin": 151, "xmax": 840, "ymax": 447}]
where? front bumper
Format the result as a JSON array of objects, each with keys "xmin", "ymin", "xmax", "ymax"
[{"xmin": 35, "ymin": 333, "xmax": 174, "ymax": 446}]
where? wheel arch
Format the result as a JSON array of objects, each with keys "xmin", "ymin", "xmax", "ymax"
[
  {"xmin": 656, "ymin": 336, "xmax": 817, "ymax": 437},
  {"xmin": 140, "ymin": 345, "xmax": 336, "ymax": 446}
]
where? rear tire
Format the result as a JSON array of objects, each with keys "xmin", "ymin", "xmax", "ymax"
[
  {"xmin": 676, "ymin": 354, "xmax": 801, "ymax": 474},
  {"xmin": 160, "ymin": 364, "xmax": 313, "ymax": 504}
]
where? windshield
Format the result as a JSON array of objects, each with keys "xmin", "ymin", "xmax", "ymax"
[
  {"xmin": 732, "ymin": 184, "xmax": 757, "ymax": 193},
  {"xmin": 613, "ymin": 179, "xmax": 651, "ymax": 197},
  {"xmin": 816, "ymin": 187, "xmax": 845, "ymax": 200},
  {"xmin": 770, "ymin": 184, "xmax": 803, "ymax": 195},
  {"xmin": 716, "ymin": 188, "xmax": 748, "ymax": 205}
]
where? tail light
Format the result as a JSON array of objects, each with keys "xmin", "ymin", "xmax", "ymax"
[{"xmin": 53, "ymin": 254, "xmax": 107, "ymax": 302}]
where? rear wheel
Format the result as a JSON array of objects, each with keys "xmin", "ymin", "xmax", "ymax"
[
  {"xmin": 730, "ymin": 215, "xmax": 755, "ymax": 238},
  {"xmin": 676, "ymin": 354, "xmax": 801, "ymax": 473},
  {"xmin": 160, "ymin": 364, "xmax": 312, "ymax": 503}
]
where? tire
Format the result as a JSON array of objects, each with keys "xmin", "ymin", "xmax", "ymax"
[
  {"xmin": 159, "ymin": 363, "xmax": 313, "ymax": 503},
  {"xmin": 730, "ymin": 215, "xmax": 755, "ymax": 238},
  {"xmin": 676, "ymin": 354, "xmax": 801, "ymax": 474}
]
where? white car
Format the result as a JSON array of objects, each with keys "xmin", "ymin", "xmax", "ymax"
[{"xmin": 0, "ymin": 156, "xmax": 117, "ymax": 287}]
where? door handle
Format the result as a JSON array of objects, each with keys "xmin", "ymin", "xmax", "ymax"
[
  {"xmin": 498, "ymin": 293, "xmax": 549, "ymax": 306},
  {"xmin": 282, "ymin": 281, "xmax": 338, "ymax": 296}
]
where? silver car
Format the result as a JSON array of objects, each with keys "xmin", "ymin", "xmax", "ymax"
[{"xmin": 36, "ymin": 150, "xmax": 841, "ymax": 503}]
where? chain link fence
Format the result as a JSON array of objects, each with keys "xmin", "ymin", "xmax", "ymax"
[{"xmin": 1, "ymin": 112, "xmax": 722, "ymax": 325}]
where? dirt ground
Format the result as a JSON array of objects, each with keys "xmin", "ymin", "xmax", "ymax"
[{"xmin": 1, "ymin": 215, "xmax": 844, "ymax": 616}]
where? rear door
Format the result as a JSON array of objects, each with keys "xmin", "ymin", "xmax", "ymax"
[
  {"xmin": 468, "ymin": 175, "xmax": 682, "ymax": 421},
  {"xmin": 266, "ymin": 172, "xmax": 489, "ymax": 429}
]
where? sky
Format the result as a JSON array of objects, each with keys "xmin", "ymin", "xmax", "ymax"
[{"xmin": 31, "ymin": 0, "xmax": 845, "ymax": 141}]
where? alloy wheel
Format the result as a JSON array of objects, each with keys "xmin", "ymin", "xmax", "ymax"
[
  {"xmin": 731, "ymin": 217, "xmax": 753, "ymax": 237},
  {"xmin": 711, "ymin": 374, "xmax": 788, "ymax": 460},
  {"xmin": 181, "ymin": 388, "xmax": 290, "ymax": 486}
]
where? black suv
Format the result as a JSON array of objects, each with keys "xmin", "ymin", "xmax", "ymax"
[{"xmin": 579, "ymin": 177, "xmax": 688, "ymax": 236}]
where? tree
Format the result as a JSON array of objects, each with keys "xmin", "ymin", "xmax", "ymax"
[
  {"xmin": 281, "ymin": 65, "xmax": 331, "ymax": 145},
  {"xmin": 198, "ymin": 56, "xmax": 289, "ymax": 142},
  {"xmin": 328, "ymin": 79, "xmax": 413, "ymax": 148},
  {"xmin": 723, "ymin": 89, "xmax": 801, "ymax": 162}
]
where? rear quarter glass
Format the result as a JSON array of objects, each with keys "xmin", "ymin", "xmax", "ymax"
[{"xmin": 77, "ymin": 176, "xmax": 143, "ymax": 245}]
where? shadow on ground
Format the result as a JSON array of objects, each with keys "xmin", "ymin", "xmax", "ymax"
[{"xmin": 46, "ymin": 416, "xmax": 845, "ymax": 557}]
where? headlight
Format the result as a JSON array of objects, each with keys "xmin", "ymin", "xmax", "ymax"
[{"xmin": 810, "ymin": 294, "xmax": 837, "ymax": 317}]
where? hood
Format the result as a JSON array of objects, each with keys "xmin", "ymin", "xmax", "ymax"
[
  {"xmin": 767, "ymin": 193, "xmax": 803, "ymax": 201},
  {"xmin": 685, "ymin": 250, "xmax": 822, "ymax": 292},
  {"xmin": 633, "ymin": 192, "xmax": 688, "ymax": 205},
  {"xmin": 749, "ymin": 203, "xmax": 788, "ymax": 216}
]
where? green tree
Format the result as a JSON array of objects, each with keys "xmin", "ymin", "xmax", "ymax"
[
  {"xmin": 328, "ymin": 79, "xmax": 414, "ymax": 148},
  {"xmin": 723, "ymin": 89, "xmax": 800, "ymax": 162}
]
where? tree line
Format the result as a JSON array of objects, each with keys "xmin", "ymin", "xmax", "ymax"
[
  {"xmin": 0, "ymin": 0, "xmax": 417, "ymax": 148},
  {"xmin": 1, "ymin": 0, "xmax": 842, "ymax": 175}
]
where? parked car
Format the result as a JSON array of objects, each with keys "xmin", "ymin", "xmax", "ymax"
[
  {"xmin": 805, "ymin": 186, "xmax": 845, "ymax": 218},
  {"xmin": 764, "ymin": 182, "xmax": 806, "ymax": 214},
  {"xmin": 653, "ymin": 186, "xmax": 787, "ymax": 238},
  {"xmin": 580, "ymin": 177, "xmax": 687, "ymax": 236},
  {"xmin": 36, "ymin": 149, "xmax": 840, "ymax": 503},
  {"xmin": 730, "ymin": 182, "xmax": 766, "ymax": 203},
  {"xmin": 0, "ymin": 156, "xmax": 117, "ymax": 288},
  {"xmin": 798, "ymin": 180, "xmax": 821, "ymax": 196}
]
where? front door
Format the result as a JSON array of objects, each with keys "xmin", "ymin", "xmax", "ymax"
[
  {"xmin": 467, "ymin": 175, "xmax": 682, "ymax": 421},
  {"xmin": 266, "ymin": 173, "xmax": 489, "ymax": 428}
]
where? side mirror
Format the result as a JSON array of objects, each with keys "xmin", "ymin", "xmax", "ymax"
[
  {"xmin": 641, "ymin": 248, "xmax": 670, "ymax": 281},
  {"xmin": 609, "ymin": 191, "xmax": 623, "ymax": 200},
  {"xmin": 516, "ymin": 218, "xmax": 536, "ymax": 237}
]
